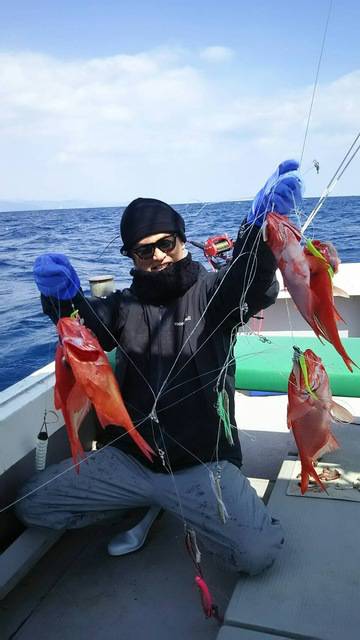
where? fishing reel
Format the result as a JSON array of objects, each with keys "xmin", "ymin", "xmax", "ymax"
[{"xmin": 189, "ymin": 234, "xmax": 234, "ymax": 271}]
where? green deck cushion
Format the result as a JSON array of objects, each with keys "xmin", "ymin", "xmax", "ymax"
[
  {"xmin": 107, "ymin": 336, "xmax": 360, "ymax": 398},
  {"xmin": 234, "ymin": 335, "xmax": 360, "ymax": 397}
]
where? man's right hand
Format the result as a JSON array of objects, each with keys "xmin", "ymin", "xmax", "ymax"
[{"xmin": 33, "ymin": 253, "xmax": 80, "ymax": 299}]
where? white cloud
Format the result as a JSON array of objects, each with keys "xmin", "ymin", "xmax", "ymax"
[
  {"xmin": 199, "ymin": 46, "xmax": 235, "ymax": 62},
  {"xmin": 0, "ymin": 49, "xmax": 358, "ymax": 202}
]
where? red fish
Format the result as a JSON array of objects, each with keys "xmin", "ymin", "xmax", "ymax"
[
  {"xmin": 264, "ymin": 212, "xmax": 314, "ymax": 327},
  {"xmin": 304, "ymin": 240, "xmax": 356, "ymax": 372},
  {"xmin": 287, "ymin": 347, "xmax": 352, "ymax": 494},
  {"xmin": 54, "ymin": 316, "xmax": 154, "ymax": 468},
  {"xmin": 265, "ymin": 213, "xmax": 356, "ymax": 371}
]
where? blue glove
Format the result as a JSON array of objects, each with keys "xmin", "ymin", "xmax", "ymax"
[
  {"xmin": 33, "ymin": 253, "xmax": 80, "ymax": 299},
  {"xmin": 247, "ymin": 159, "xmax": 303, "ymax": 226}
]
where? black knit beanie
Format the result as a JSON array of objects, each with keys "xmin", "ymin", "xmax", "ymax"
[{"xmin": 120, "ymin": 197, "xmax": 186, "ymax": 254}]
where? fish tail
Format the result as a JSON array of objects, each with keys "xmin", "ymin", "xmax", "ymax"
[
  {"xmin": 343, "ymin": 354, "xmax": 358, "ymax": 373},
  {"xmin": 313, "ymin": 314, "xmax": 357, "ymax": 372},
  {"xmin": 335, "ymin": 345, "xmax": 357, "ymax": 372},
  {"xmin": 330, "ymin": 332, "xmax": 357, "ymax": 371},
  {"xmin": 301, "ymin": 462, "xmax": 327, "ymax": 495},
  {"xmin": 300, "ymin": 467, "xmax": 310, "ymax": 495},
  {"xmin": 66, "ymin": 427, "xmax": 86, "ymax": 473},
  {"xmin": 129, "ymin": 430, "xmax": 155, "ymax": 461},
  {"xmin": 96, "ymin": 410, "xmax": 155, "ymax": 461}
]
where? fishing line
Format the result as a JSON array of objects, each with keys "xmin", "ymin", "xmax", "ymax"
[
  {"xmin": 59, "ymin": 211, "xmax": 256, "ymax": 410},
  {"xmin": 153, "ymin": 223, "xmax": 264, "ymax": 400},
  {"xmin": 151, "ymin": 245, "xmax": 261, "ymax": 474},
  {"xmin": 128, "ymin": 218, "xmax": 268, "ymax": 480},
  {"xmin": 158, "ymin": 337, "xmax": 298, "ymax": 414},
  {"xmin": 55, "ymin": 221, "xmax": 258, "ymax": 416},
  {"xmin": 161, "ymin": 294, "xmax": 257, "ymax": 398},
  {"xmin": 67, "ymin": 238, "xmax": 256, "ymax": 429},
  {"xmin": 96, "ymin": 233, "xmax": 121, "ymax": 260},
  {"xmin": 4, "ymin": 210, "xmax": 280, "ymax": 518},
  {"xmin": 143, "ymin": 222, "xmax": 265, "ymax": 521},
  {"xmin": 1, "ymin": 333, "xmax": 302, "ymax": 517},
  {"xmin": 67, "ymin": 282, "xmax": 158, "ymax": 403},
  {"xmin": 1, "ymin": 325, "xmax": 295, "ymax": 515},
  {"xmin": 301, "ymin": 131, "xmax": 360, "ymax": 234},
  {"xmin": 80, "ymin": 199, "xmax": 264, "ymax": 423},
  {"xmin": 161, "ymin": 326, "xmax": 290, "ymax": 399},
  {"xmin": 299, "ymin": 0, "xmax": 333, "ymax": 168}
]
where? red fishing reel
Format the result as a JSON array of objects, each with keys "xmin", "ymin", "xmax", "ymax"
[
  {"xmin": 189, "ymin": 234, "xmax": 234, "ymax": 270},
  {"xmin": 203, "ymin": 234, "xmax": 233, "ymax": 258}
]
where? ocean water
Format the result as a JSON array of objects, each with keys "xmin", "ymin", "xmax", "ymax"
[{"xmin": 0, "ymin": 196, "xmax": 359, "ymax": 392}]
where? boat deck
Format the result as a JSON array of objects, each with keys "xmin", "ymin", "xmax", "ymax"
[
  {"xmin": 223, "ymin": 397, "xmax": 360, "ymax": 640},
  {"xmin": 0, "ymin": 393, "xmax": 289, "ymax": 640},
  {"xmin": 2, "ymin": 390, "xmax": 360, "ymax": 639},
  {"xmin": 3, "ymin": 391, "xmax": 360, "ymax": 640}
]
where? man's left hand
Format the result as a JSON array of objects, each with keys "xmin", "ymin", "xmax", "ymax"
[{"xmin": 247, "ymin": 159, "xmax": 303, "ymax": 226}]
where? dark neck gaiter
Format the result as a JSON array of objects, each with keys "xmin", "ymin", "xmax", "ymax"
[{"xmin": 130, "ymin": 253, "xmax": 200, "ymax": 305}]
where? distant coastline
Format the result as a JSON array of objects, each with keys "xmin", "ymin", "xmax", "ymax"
[
  {"xmin": 0, "ymin": 199, "xmax": 106, "ymax": 213},
  {"xmin": 0, "ymin": 193, "xmax": 358, "ymax": 215}
]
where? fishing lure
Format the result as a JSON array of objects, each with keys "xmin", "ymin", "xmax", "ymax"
[
  {"xmin": 216, "ymin": 389, "xmax": 234, "ymax": 445},
  {"xmin": 185, "ymin": 528, "xmax": 223, "ymax": 623}
]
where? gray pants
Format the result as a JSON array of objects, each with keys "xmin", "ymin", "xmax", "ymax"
[{"xmin": 16, "ymin": 447, "xmax": 284, "ymax": 575}]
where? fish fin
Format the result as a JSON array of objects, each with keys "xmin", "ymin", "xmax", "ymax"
[
  {"xmin": 331, "ymin": 402, "xmax": 354, "ymax": 423},
  {"xmin": 330, "ymin": 299, "xmax": 346, "ymax": 324},
  {"xmin": 96, "ymin": 410, "xmax": 109, "ymax": 429},
  {"xmin": 313, "ymin": 314, "xmax": 329, "ymax": 342},
  {"xmin": 300, "ymin": 467, "xmax": 310, "ymax": 495},
  {"xmin": 54, "ymin": 386, "xmax": 62, "ymax": 410},
  {"xmin": 336, "ymin": 350, "xmax": 357, "ymax": 373},
  {"xmin": 333, "ymin": 307, "xmax": 345, "ymax": 324},
  {"xmin": 67, "ymin": 383, "xmax": 91, "ymax": 432},
  {"xmin": 301, "ymin": 464, "xmax": 327, "ymax": 495},
  {"xmin": 96, "ymin": 410, "xmax": 155, "ymax": 462},
  {"xmin": 316, "ymin": 433, "xmax": 340, "ymax": 459},
  {"xmin": 333, "ymin": 285, "xmax": 350, "ymax": 298},
  {"xmin": 310, "ymin": 467, "xmax": 328, "ymax": 494},
  {"xmin": 66, "ymin": 383, "xmax": 91, "ymax": 471},
  {"xmin": 124, "ymin": 428, "xmax": 155, "ymax": 462}
]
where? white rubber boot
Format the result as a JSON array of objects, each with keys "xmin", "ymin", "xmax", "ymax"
[{"xmin": 107, "ymin": 506, "xmax": 162, "ymax": 556}]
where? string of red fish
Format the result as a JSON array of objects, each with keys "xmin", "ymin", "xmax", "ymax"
[{"xmin": 265, "ymin": 211, "xmax": 355, "ymax": 494}]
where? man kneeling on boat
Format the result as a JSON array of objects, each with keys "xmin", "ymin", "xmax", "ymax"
[{"xmin": 17, "ymin": 160, "xmax": 302, "ymax": 576}]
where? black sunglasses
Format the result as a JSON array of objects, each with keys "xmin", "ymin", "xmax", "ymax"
[{"xmin": 130, "ymin": 234, "xmax": 178, "ymax": 260}]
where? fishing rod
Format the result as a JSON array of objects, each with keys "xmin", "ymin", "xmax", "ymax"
[{"xmin": 301, "ymin": 131, "xmax": 360, "ymax": 234}]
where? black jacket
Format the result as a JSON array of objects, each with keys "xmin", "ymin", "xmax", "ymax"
[{"xmin": 43, "ymin": 221, "xmax": 278, "ymax": 472}]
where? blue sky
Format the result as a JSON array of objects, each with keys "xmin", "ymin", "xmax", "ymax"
[{"xmin": 0, "ymin": 0, "xmax": 359, "ymax": 203}]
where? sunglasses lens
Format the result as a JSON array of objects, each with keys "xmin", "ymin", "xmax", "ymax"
[
  {"xmin": 158, "ymin": 237, "xmax": 176, "ymax": 252},
  {"xmin": 135, "ymin": 245, "xmax": 153, "ymax": 259},
  {"xmin": 133, "ymin": 235, "xmax": 177, "ymax": 259}
]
